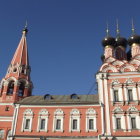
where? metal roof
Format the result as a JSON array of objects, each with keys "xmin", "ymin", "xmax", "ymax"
[{"xmin": 17, "ymin": 94, "xmax": 99, "ymax": 105}]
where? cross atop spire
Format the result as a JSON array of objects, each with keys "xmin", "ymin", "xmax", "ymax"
[
  {"xmin": 116, "ymin": 19, "xmax": 120, "ymax": 37},
  {"xmin": 106, "ymin": 21, "xmax": 109, "ymax": 37},
  {"xmin": 131, "ymin": 18, "xmax": 135, "ymax": 35}
]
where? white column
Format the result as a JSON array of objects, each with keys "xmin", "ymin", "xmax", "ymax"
[
  {"xmin": 121, "ymin": 115, "xmax": 126, "ymax": 131},
  {"xmin": 110, "ymin": 88, "xmax": 113, "ymax": 102},
  {"xmin": 112, "ymin": 115, "xmax": 116, "ymax": 131},
  {"xmin": 138, "ymin": 86, "xmax": 140, "ymax": 100},
  {"xmin": 127, "ymin": 115, "xmax": 131, "ymax": 131},
  {"xmin": 136, "ymin": 116, "xmax": 140, "ymax": 129},
  {"xmin": 133, "ymin": 87, "xmax": 137, "ymax": 100},
  {"xmin": 11, "ymin": 104, "xmax": 19, "ymax": 136},
  {"xmin": 96, "ymin": 74, "xmax": 104, "ymax": 103},
  {"xmin": 119, "ymin": 87, "xmax": 123, "ymax": 101},
  {"xmin": 104, "ymin": 77, "xmax": 111, "ymax": 135},
  {"xmin": 124, "ymin": 86, "xmax": 128, "ymax": 101}
]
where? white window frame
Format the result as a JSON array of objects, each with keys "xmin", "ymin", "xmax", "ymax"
[
  {"xmin": 37, "ymin": 109, "xmax": 49, "ymax": 132},
  {"xmin": 21, "ymin": 109, "xmax": 33, "ymax": 132},
  {"xmin": 86, "ymin": 108, "xmax": 97, "ymax": 132},
  {"xmin": 69, "ymin": 109, "xmax": 80, "ymax": 132},
  {"xmin": 127, "ymin": 113, "xmax": 140, "ymax": 131},
  {"xmin": 111, "ymin": 88, "xmax": 123, "ymax": 102},
  {"xmin": 53, "ymin": 109, "xmax": 64, "ymax": 132}
]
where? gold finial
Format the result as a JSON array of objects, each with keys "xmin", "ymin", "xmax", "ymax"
[
  {"xmin": 116, "ymin": 19, "xmax": 120, "ymax": 37},
  {"xmin": 106, "ymin": 21, "xmax": 109, "ymax": 37},
  {"xmin": 131, "ymin": 18, "xmax": 135, "ymax": 35},
  {"xmin": 22, "ymin": 20, "xmax": 28, "ymax": 35}
]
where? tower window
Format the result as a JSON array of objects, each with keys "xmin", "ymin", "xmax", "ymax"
[
  {"xmin": 13, "ymin": 68, "xmax": 17, "ymax": 72},
  {"xmin": 18, "ymin": 82, "xmax": 25, "ymax": 97},
  {"xmin": 116, "ymin": 118, "xmax": 121, "ymax": 129},
  {"xmin": 128, "ymin": 89, "xmax": 133, "ymax": 101},
  {"xmin": 7, "ymin": 81, "xmax": 14, "ymax": 95},
  {"xmin": 114, "ymin": 90, "xmax": 119, "ymax": 102},
  {"xmin": 131, "ymin": 118, "xmax": 136, "ymax": 129}
]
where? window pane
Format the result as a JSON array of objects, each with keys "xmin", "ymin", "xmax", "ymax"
[
  {"xmin": 116, "ymin": 118, "xmax": 121, "ymax": 129},
  {"xmin": 114, "ymin": 90, "xmax": 119, "ymax": 102},
  {"xmin": 0, "ymin": 130, "xmax": 4, "ymax": 139},
  {"xmin": 40, "ymin": 119, "xmax": 45, "ymax": 130},
  {"xmin": 128, "ymin": 89, "xmax": 133, "ymax": 101},
  {"xmin": 131, "ymin": 118, "xmax": 136, "ymax": 129},
  {"xmin": 25, "ymin": 119, "xmax": 30, "ymax": 129},
  {"xmin": 56, "ymin": 119, "xmax": 61, "ymax": 130},
  {"xmin": 73, "ymin": 119, "xmax": 77, "ymax": 130},
  {"xmin": 89, "ymin": 119, "xmax": 94, "ymax": 130}
]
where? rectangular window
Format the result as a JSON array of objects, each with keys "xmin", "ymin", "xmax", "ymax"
[
  {"xmin": 25, "ymin": 119, "xmax": 30, "ymax": 129},
  {"xmin": 116, "ymin": 118, "xmax": 121, "ymax": 129},
  {"xmin": 114, "ymin": 90, "xmax": 119, "ymax": 102},
  {"xmin": 128, "ymin": 89, "xmax": 133, "ymax": 101},
  {"xmin": 40, "ymin": 119, "xmax": 45, "ymax": 130},
  {"xmin": 89, "ymin": 119, "xmax": 94, "ymax": 130},
  {"xmin": 56, "ymin": 119, "xmax": 61, "ymax": 130},
  {"xmin": 72, "ymin": 119, "xmax": 77, "ymax": 130},
  {"xmin": 131, "ymin": 118, "xmax": 136, "ymax": 129}
]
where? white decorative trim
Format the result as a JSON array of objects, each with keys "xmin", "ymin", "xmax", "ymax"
[
  {"xmin": 37, "ymin": 109, "xmax": 49, "ymax": 132},
  {"xmin": 21, "ymin": 109, "xmax": 33, "ymax": 132},
  {"xmin": 69, "ymin": 109, "xmax": 80, "ymax": 132},
  {"xmin": 86, "ymin": 108, "xmax": 97, "ymax": 132},
  {"xmin": 53, "ymin": 109, "xmax": 64, "ymax": 132}
]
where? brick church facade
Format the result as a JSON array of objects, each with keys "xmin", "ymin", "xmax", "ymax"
[{"xmin": 0, "ymin": 24, "xmax": 140, "ymax": 140}]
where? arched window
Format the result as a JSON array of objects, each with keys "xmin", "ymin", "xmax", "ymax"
[
  {"xmin": 7, "ymin": 81, "xmax": 14, "ymax": 95},
  {"xmin": 86, "ymin": 108, "xmax": 97, "ymax": 132},
  {"xmin": 44, "ymin": 94, "xmax": 52, "ymax": 100},
  {"xmin": 70, "ymin": 109, "xmax": 80, "ymax": 132},
  {"xmin": 18, "ymin": 82, "xmax": 25, "ymax": 97},
  {"xmin": 53, "ymin": 109, "xmax": 64, "ymax": 132},
  {"xmin": 70, "ymin": 93, "xmax": 79, "ymax": 99},
  {"xmin": 22, "ymin": 109, "xmax": 33, "ymax": 132},
  {"xmin": 0, "ymin": 129, "xmax": 5, "ymax": 139}
]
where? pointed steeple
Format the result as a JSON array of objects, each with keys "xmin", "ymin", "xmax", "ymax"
[
  {"xmin": 11, "ymin": 24, "xmax": 29, "ymax": 67},
  {"xmin": 5, "ymin": 24, "xmax": 31, "ymax": 80}
]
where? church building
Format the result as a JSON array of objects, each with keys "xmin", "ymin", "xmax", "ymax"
[{"xmin": 0, "ymin": 23, "xmax": 140, "ymax": 140}]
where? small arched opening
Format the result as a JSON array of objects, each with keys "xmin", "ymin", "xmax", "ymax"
[
  {"xmin": 18, "ymin": 82, "xmax": 25, "ymax": 97},
  {"xmin": 7, "ymin": 81, "xmax": 15, "ymax": 95}
]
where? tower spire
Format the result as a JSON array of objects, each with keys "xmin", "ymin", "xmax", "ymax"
[
  {"xmin": 106, "ymin": 21, "xmax": 109, "ymax": 37},
  {"xmin": 131, "ymin": 18, "xmax": 135, "ymax": 35},
  {"xmin": 116, "ymin": 19, "xmax": 120, "ymax": 37}
]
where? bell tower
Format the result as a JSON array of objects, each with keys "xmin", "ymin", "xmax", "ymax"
[{"xmin": 0, "ymin": 25, "xmax": 33, "ymax": 103}]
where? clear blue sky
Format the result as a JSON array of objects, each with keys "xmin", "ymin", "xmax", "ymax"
[{"xmin": 0, "ymin": 0, "xmax": 140, "ymax": 95}]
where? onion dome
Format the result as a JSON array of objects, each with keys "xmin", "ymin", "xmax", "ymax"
[
  {"xmin": 102, "ymin": 22, "xmax": 116, "ymax": 47},
  {"xmin": 116, "ymin": 37, "xmax": 127, "ymax": 48},
  {"xmin": 128, "ymin": 35, "xmax": 140, "ymax": 46},
  {"xmin": 102, "ymin": 37, "xmax": 116, "ymax": 47}
]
